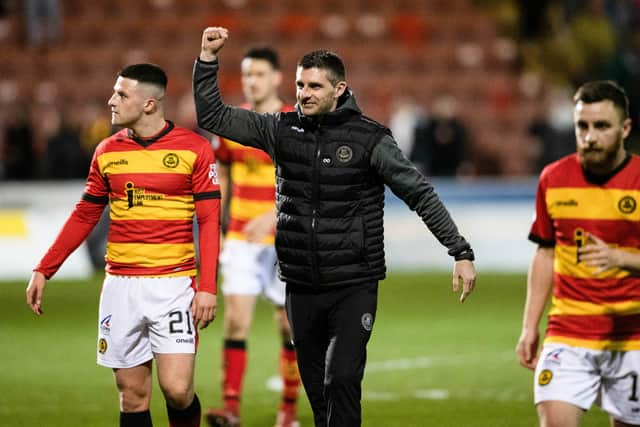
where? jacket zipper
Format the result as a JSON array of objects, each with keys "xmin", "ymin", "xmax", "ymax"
[{"xmin": 311, "ymin": 132, "xmax": 321, "ymax": 286}]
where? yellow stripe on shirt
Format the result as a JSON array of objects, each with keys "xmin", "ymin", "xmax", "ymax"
[
  {"xmin": 230, "ymin": 162, "xmax": 276, "ymax": 187},
  {"xmin": 98, "ymin": 150, "xmax": 197, "ymax": 175},
  {"xmin": 546, "ymin": 188, "xmax": 640, "ymax": 220},
  {"xmin": 110, "ymin": 196, "xmax": 195, "ymax": 221},
  {"xmin": 554, "ymin": 244, "xmax": 631, "ymax": 279},
  {"xmin": 544, "ymin": 335, "xmax": 640, "ymax": 351},
  {"xmin": 107, "ymin": 242, "xmax": 195, "ymax": 267},
  {"xmin": 549, "ymin": 296, "xmax": 640, "ymax": 316},
  {"xmin": 229, "ymin": 198, "xmax": 276, "ymax": 222},
  {"xmin": 226, "ymin": 231, "xmax": 275, "ymax": 245}
]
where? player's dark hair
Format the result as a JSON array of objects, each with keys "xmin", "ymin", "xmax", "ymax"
[
  {"xmin": 573, "ymin": 80, "xmax": 629, "ymax": 119},
  {"xmin": 118, "ymin": 63, "xmax": 168, "ymax": 89},
  {"xmin": 298, "ymin": 50, "xmax": 345, "ymax": 86},
  {"xmin": 244, "ymin": 47, "xmax": 280, "ymax": 70}
]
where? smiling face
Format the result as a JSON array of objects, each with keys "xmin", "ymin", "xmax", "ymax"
[
  {"xmin": 574, "ymin": 99, "xmax": 631, "ymax": 174},
  {"xmin": 295, "ymin": 66, "xmax": 346, "ymax": 117}
]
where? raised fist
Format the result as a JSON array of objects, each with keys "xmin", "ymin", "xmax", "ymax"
[{"xmin": 200, "ymin": 27, "xmax": 229, "ymax": 62}]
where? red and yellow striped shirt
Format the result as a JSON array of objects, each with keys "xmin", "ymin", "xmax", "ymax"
[
  {"xmin": 215, "ymin": 103, "xmax": 294, "ymax": 244},
  {"xmin": 530, "ymin": 153, "xmax": 640, "ymax": 350},
  {"xmin": 36, "ymin": 122, "xmax": 221, "ymax": 293}
]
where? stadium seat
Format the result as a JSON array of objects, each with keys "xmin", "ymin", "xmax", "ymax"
[
  {"xmin": 388, "ymin": 13, "xmax": 429, "ymax": 47},
  {"xmin": 0, "ymin": 0, "xmax": 544, "ymax": 177}
]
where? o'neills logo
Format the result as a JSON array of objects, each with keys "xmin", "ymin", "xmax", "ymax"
[
  {"xmin": 104, "ymin": 159, "xmax": 128, "ymax": 169},
  {"xmin": 555, "ymin": 199, "xmax": 578, "ymax": 207}
]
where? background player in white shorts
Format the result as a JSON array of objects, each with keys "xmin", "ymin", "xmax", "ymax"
[
  {"xmin": 205, "ymin": 47, "xmax": 301, "ymax": 427},
  {"xmin": 517, "ymin": 80, "xmax": 640, "ymax": 427},
  {"xmin": 26, "ymin": 63, "xmax": 220, "ymax": 427}
]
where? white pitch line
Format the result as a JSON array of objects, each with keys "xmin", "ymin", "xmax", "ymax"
[
  {"xmin": 266, "ymin": 351, "xmax": 522, "ymax": 400},
  {"xmin": 365, "ymin": 356, "xmax": 432, "ymax": 373},
  {"xmin": 364, "ymin": 388, "xmax": 528, "ymax": 402},
  {"xmin": 362, "ymin": 391, "xmax": 399, "ymax": 401},
  {"xmin": 366, "ymin": 350, "xmax": 514, "ymax": 374},
  {"xmin": 413, "ymin": 389, "xmax": 450, "ymax": 400}
]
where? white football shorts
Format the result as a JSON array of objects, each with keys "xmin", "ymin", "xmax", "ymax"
[
  {"xmin": 535, "ymin": 343, "xmax": 640, "ymax": 424},
  {"xmin": 97, "ymin": 274, "xmax": 197, "ymax": 369},
  {"xmin": 219, "ymin": 239, "xmax": 285, "ymax": 306}
]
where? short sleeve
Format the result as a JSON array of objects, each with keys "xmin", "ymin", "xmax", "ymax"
[{"xmin": 528, "ymin": 172, "xmax": 555, "ymax": 247}]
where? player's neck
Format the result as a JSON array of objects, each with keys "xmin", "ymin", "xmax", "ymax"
[
  {"xmin": 253, "ymin": 97, "xmax": 283, "ymax": 114},
  {"xmin": 129, "ymin": 116, "xmax": 167, "ymax": 138}
]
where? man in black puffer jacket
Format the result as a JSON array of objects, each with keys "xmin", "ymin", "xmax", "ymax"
[{"xmin": 194, "ymin": 26, "xmax": 477, "ymax": 427}]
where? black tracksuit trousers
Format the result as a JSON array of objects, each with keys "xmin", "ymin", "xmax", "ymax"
[{"xmin": 285, "ymin": 281, "xmax": 378, "ymax": 427}]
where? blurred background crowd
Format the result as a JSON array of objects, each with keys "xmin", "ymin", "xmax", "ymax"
[{"xmin": 0, "ymin": 0, "xmax": 639, "ymax": 181}]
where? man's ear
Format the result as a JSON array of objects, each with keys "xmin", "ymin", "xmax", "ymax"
[
  {"xmin": 622, "ymin": 117, "xmax": 632, "ymax": 140},
  {"xmin": 143, "ymin": 98, "xmax": 158, "ymax": 114},
  {"xmin": 334, "ymin": 81, "xmax": 347, "ymax": 99},
  {"xmin": 273, "ymin": 70, "xmax": 283, "ymax": 88}
]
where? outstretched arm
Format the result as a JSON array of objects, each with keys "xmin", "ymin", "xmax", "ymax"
[
  {"xmin": 194, "ymin": 27, "xmax": 278, "ymax": 156},
  {"xmin": 516, "ymin": 246, "xmax": 554, "ymax": 370}
]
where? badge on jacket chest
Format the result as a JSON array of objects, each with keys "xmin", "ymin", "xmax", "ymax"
[{"xmin": 336, "ymin": 145, "xmax": 353, "ymax": 163}]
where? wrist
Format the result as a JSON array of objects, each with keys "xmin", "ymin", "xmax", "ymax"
[
  {"xmin": 199, "ymin": 52, "xmax": 218, "ymax": 63},
  {"xmin": 454, "ymin": 248, "xmax": 475, "ymax": 261},
  {"xmin": 614, "ymin": 249, "xmax": 627, "ymax": 269}
]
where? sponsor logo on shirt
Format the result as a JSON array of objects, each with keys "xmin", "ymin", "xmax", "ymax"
[
  {"xmin": 208, "ymin": 163, "xmax": 219, "ymax": 185},
  {"xmin": 104, "ymin": 159, "xmax": 129, "ymax": 169},
  {"xmin": 555, "ymin": 199, "xmax": 578, "ymax": 207},
  {"xmin": 125, "ymin": 182, "xmax": 165, "ymax": 209}
]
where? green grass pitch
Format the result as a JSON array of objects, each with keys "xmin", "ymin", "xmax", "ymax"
[{"xmin": 1, "ymin": 271, "xmax": 609, "ymax": 426}]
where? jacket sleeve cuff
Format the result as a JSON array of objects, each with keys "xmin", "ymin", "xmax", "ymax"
[
  {"xmin": 196, "ymin": 57, "xmax": 219, "ymax": 66},
  {"xmin": 453, "ymin": 248, "xmax": 475, "ymax": 261}
]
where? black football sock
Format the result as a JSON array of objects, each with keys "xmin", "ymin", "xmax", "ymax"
[{"xmin": 120, "ymin": 409, "xmax": 152, "ymax": 427}]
